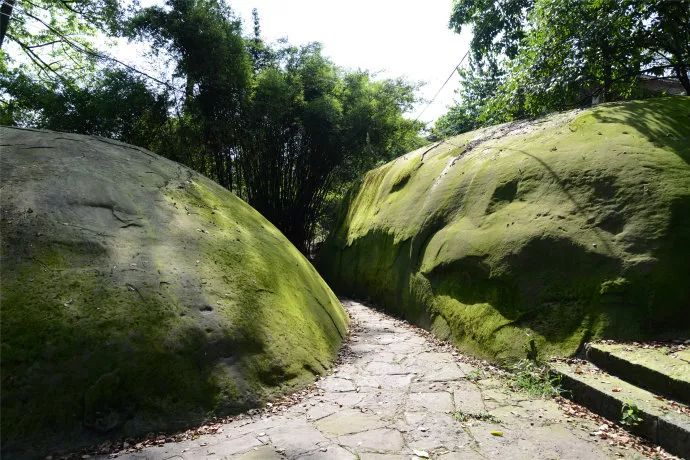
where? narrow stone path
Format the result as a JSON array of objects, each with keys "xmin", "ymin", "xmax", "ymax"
[{"xmin": 119, "ymin": 300, "xmax": 645, "ymax": 459}]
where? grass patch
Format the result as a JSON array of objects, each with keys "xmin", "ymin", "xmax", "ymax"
[{"xmin": 508, "ymin": 359, "xmax": 562, "ymax": 398}]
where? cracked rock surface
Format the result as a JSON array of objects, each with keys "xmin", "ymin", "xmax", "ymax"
[{"xmin": 120, "ymin": 301, "xmax": 643, "ymax": 459}]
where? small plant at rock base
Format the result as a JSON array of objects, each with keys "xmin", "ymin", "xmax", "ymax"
[
  {"xmin": 466, "ymin": 369, "xmax": 484, "ymax": 382},
  {"xmin": 509, "ymin": 359, "xmax": 562, "ymax": 398},
  {"xmin": 620, "ymin": 402, "xmax": 643, "ymax": 427},
  {"xmin": 453, "ymin": 410, "xmax": 501, "ymax": 423}
]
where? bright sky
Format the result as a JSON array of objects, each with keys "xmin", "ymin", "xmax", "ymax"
[
  {"xmin": 229, "ymin": 1, "xmax": 471, "ymax": 124},
  {"xmin": 113, "ymin": 0, "xmax": 471, "ymax": 125}
]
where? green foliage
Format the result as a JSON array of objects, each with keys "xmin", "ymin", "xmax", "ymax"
[
  {"xmin": 620, "ymin": 402, "xmax": 644, "ymax": 426},
  {"xmin": 0, "ymin": 68, "xmax": 170, "ymax": 150},
  {"xmin": 450, "ymin": 0, "xmax": 532, "ymax": 62},
  {"xmin": 124, "ymin": 0, "xmax": 425, "ymax": 250},
  {"xmin": 236, "ymin": 44, "xmax": 424, "ymax": 250},
  {"xmin": 440, "ymin": 0, "xmax": 532, "ymax": 137},
  {"xmin": 509, "ymin": 360, "xmax": 563, "ymax": 397},
  {"xmin": 439, "ymin": 0, "xmax": 690, "ymax": 136},
  {"xmin": 493, "ymin": 0, "xmax": 651, "ymax": 115},
  {"xmin": 128, "ymin": 0, "xmax": 253, "ymax": 189},
  {"xmin": 1, "ymin": 0, "xmax": 425, "ymax": 252},
  {"xmin": 433, "ymin": 60, "xmax": 502, "ymax": 138},
  {"xmin": 0, "ymin": 0, "xmax": 122, "ymax": 79}
]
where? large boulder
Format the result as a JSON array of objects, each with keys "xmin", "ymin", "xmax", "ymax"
[
  {"xmin": 0, "ymin": 127, "xmax": 347, "ymax": 458},
  {"xmin": 319, "ymin": 97, "xmax": 690, "ymax": 363}
]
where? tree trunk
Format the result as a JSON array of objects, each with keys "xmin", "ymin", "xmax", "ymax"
[{"xmin": 0, "ymin": 0, "xmax": 16, "ymax": 48}]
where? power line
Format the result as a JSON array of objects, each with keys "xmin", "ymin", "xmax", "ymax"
[
  {"xmin": 413, "ymin": 48, "xmax": 470, "ymax": 124},
  {"xmin": 4, "ymin": 1, "xmax": 184, "ymax": 93}
]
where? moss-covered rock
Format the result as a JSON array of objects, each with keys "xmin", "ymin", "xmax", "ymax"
[
  {"xmin": 0, "ymin": 127, "xmax": 347, "ymax": 458},
  {"xmin": 319, "ymin": 97, "xmax": 690, "ymax": 364}
]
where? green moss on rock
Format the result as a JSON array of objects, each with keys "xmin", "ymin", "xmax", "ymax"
[
  {"xmin": 0, "ymin": 127, "xmax": 347, "ymax": 458},
  {"xmin": 319, "ymin": 97, "xmax": 690, "ymax": 363}
]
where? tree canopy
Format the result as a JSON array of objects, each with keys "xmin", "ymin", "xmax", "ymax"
[
  {"xmin": 0, "ymin": 0, "xmax": 122, "ymax": 79},
  {"xmin": 236, "ymin": 44, "xmax": 423, "ymax": 247},
  {"xmin": 1, "ymin": 0, "xmax": 424, "ymax": 252},
  {"xmin": 437, "ymin": 0, "xmax": 690, "ymax": 136},
  {"xmin": 0, "ymin": 68, "xmax": 170, "ymax": 148}
]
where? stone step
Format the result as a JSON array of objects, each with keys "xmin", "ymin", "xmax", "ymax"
[
  {"xmin": 586, "ymin": 342, "xmax": 690, "ymax": 406},
  {"xmin": 551, "ymin": 360, "xmax": 690, "ymax": 458}
]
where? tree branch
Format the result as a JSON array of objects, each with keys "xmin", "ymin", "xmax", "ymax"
[
  {"xmin": 15, "ymin": 3, "xmax": 183, "ymax": 92},
  {"xmin": 7, "ymin": 33, "xmax": 70, "ymax": 83},
  {"xmin": 27, "ymin": 39, "xmax": 64, "ymax": 49}
]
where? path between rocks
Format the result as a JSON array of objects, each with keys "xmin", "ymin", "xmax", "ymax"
[{"xmin": 118, "ymin": 300, "xmax": 645, "ymax": 460}]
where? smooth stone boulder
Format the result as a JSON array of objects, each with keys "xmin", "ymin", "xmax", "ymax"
[
  {"xmin": 0, "ymin": 127, "xmax": 347, "ymax": 458},
  {"xmin": 319, "ymin": 97, "xmax": 690, "ymax": 362}
]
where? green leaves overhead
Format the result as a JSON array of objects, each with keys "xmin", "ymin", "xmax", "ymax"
[
  {"xmin": 238, "ymin": 44, "xmax": 424, "ymax": 250},
  {"xmin": 0, "ymin": 68, "xmax": 169, "ymax": 149},
  {"xmin": 450, "ymin": 0, "xmax": 532, "ymax": 62},
  {"xmin": 439, "ymin": 0, "xmax": 690, "ymax": 137},
  {"xmin": 1, "ymin": 0, "xmax": 122, "ymax": 80},
  {"xmin": 1, "ymin": 0, "xmax": 424, "ymax": 252}
]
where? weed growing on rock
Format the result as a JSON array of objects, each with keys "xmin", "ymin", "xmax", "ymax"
[
  {"xmin": 509, "ymin": 359, "xmax": 563, "ymax": 397},
  {"xmin": 620, "ymin": 402, "xmax": 643, "ymax": 427}
]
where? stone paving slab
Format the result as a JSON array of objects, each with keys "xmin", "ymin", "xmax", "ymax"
[{"xmin": 114, "ymin": 300, "xmax": 648, "ymax": 459}]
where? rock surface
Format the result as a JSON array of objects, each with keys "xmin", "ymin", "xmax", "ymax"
[
  {"xmin": 319, "ymin": 97, "xmax": 690, "ymax": 363},
  {"xmin": 586, "ymin": 342, "xmax": 690, "ymax": 405},
  {"xmin": 0, "ymin": 127, "xmax": 347, "ymax": 458},
  {"xmin": 118, "ymin": 301, "xmax": 645, "ymax": 459},
  {"xmin": 552, "ymin": 358, "xmax": 690, "ymax": 457}
]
